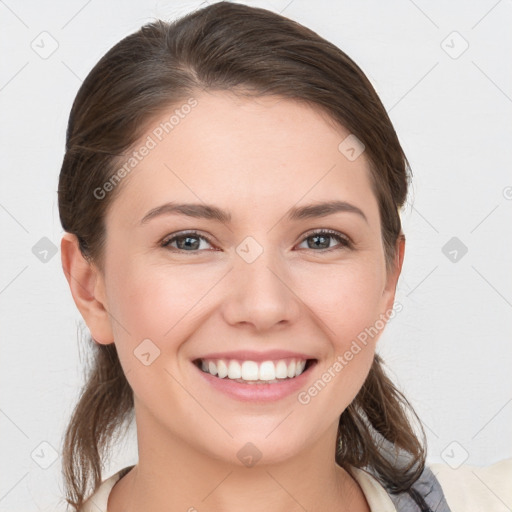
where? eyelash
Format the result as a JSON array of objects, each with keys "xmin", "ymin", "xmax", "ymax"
[{"xmin": 160, "ymin": 229, "xmax": 352, "ymax": 253}]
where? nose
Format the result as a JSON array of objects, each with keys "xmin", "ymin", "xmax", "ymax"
[{"xmin": 221, "ymin": 243, "xmax": 301, "ymax": 332}]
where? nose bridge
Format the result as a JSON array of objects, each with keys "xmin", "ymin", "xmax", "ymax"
[{"xmin": 222, "ymin": 234, "xmax": 300, "ymax": 330}]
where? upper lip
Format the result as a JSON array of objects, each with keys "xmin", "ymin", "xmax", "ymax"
[{"xmin": 194, "ymin": 350, "xmax": 316, "ymax": 362}]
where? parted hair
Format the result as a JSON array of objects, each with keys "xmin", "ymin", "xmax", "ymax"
[{"xmin": 58, "ymin": 2, "xmax": 425, "ymax": 510}]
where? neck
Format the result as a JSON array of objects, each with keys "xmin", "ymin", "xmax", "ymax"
[{"xmin": 108, "ymin": 404, "xmax": 370, "ymax": 512}]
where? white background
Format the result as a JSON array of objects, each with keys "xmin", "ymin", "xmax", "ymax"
[{"xmin": 1, "ymin": 0, "xmax": 511, "ymax": 510}]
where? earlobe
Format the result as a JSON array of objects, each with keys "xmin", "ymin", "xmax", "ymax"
[{"xmin": 60, "ymin": 233, "xmax": 114, "ymax": 345}]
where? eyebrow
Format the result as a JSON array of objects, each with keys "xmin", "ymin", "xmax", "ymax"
[{"xmin": 139, "ymin": 200, "xmax": 368, "ymax": 225}]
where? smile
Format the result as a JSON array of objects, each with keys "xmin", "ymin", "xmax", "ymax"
[{"xmin": 194, "ymin": 357, "xmax": 315, "ymax": 384}]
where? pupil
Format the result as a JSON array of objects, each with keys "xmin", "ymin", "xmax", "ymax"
[
  {"xmin": 310, "ymin": 234, "xmax": 329, "ymax": 249},
  {"xmin": 179, "ymin": 236, "xmax": 199, "ymax": 250}
]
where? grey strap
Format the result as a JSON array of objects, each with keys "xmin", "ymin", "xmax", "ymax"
[{"xmin": 388, "ymin": 465, "xmax": 452, "ymax": 512}]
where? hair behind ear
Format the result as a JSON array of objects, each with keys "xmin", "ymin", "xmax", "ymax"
[
  {"xmin": 62, "ymin": 337, "xmax": 133, "ymax": 511},
  {"xmin": 336, "ymin": 353, "xmax": 427, "ymax": 494}
]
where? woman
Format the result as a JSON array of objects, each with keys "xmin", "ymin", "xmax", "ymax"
[{"xmin": 58, "ymin": 2, "xmax": 511, "ymax": 511}]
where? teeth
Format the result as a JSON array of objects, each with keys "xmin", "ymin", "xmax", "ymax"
[
  {"xmin": 228, "ymin": 360, "xmax": 242, "ymax": 379},
  {"xmin": 287, "ymin": 360, "xmax": 296, "ymax": 378},
  {"xmin": 217, "ymin": 359, "xmax": 229, "ymax": 378},
  {"xmin": 241, "ymin": 361, "xmax": 259, "ymax": 380},
  {"xmin": 198, "ymin": 358, "xmax": 310, "ymax": 382}
]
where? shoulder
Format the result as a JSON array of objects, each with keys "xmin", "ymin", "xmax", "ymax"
[
  {"xmin": 429, "ymin": 458, "xmax": 512, "ymax": 512},
  {"xmin": 351, "ymin": 458, "xmax": 512, "ymax": 512},
  {"xmin": 80, "ymin": 466, "xmax": 134, "ymax": 512}
]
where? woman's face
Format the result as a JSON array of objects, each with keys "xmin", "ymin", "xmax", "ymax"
[{"xmin": 95, "ymin": 90, "xmax": 401, "ymax": 465}]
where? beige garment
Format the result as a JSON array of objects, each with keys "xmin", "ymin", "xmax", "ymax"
[{"xmin": 430, "ymin": 459, "xmax": 512, "ymax": 512}]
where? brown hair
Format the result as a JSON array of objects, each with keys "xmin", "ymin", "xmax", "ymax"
[{"xmin": 58, "ymin": 2, "xmax": 425, "ymax": 510}]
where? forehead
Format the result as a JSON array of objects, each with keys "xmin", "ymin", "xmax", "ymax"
[{"xmin": 105, "ymin": 91, "xmax": 379, "ymax": 229}]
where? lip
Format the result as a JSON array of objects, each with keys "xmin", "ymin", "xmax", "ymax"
[
  {"xmin": 193, "ymin": 349, "xmax": 314, "ymax": 363},
  {"xmin": 192, "ymin": 358, "xmax": 318, "ymax": 402}
]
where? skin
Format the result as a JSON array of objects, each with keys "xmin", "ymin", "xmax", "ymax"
[{"xmin": 61, "ymin": 90, "xmax": 405, "ymax": 512}]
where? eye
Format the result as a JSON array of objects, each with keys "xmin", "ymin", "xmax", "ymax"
[
  {"xmin": 296, "ymin": 229, "xmax": 352, "ymax": 251},
  {"xmin": 161, "ymin": 229, "xmax": 352, "ymax": 254},
  {"xmin": 161, "ymin": 230, "xmax": 215, "ymax": 252}
]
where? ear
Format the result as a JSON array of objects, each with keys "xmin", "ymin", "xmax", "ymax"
[
  {"xmin": 60, "ymin": 233, "xmax": 114, "ymax": 345},
  {"xmin": 382, "ymin": 233, "xmax": 405, "ymax": 311}
]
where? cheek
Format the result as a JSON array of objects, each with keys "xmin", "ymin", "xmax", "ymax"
[
  {"xmin": 107, "ymin": 253, "xmax": 386, "ymax": 357},
  {"xmin": 105, "ymin": 248, "xmax": 385, "ymax": 386},
  {"xmin": 293, "ymin": 264, "xmax": 383, "ymax": 417},
  {"xmin": 104, "ymin": 258, "xmax": 214, "ymax": 367},
  {"xmin": 103, "ymin": 265, "xmax": 197, "ymax": 409},
  {"xmin": 294, "ymin": 259, "xmax": 386, "ymax": 348}
]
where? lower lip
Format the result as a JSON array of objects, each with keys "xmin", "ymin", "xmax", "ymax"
[{"xmin": 193, "ymin": 360, "xmax": 317, "ymax": 402}]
